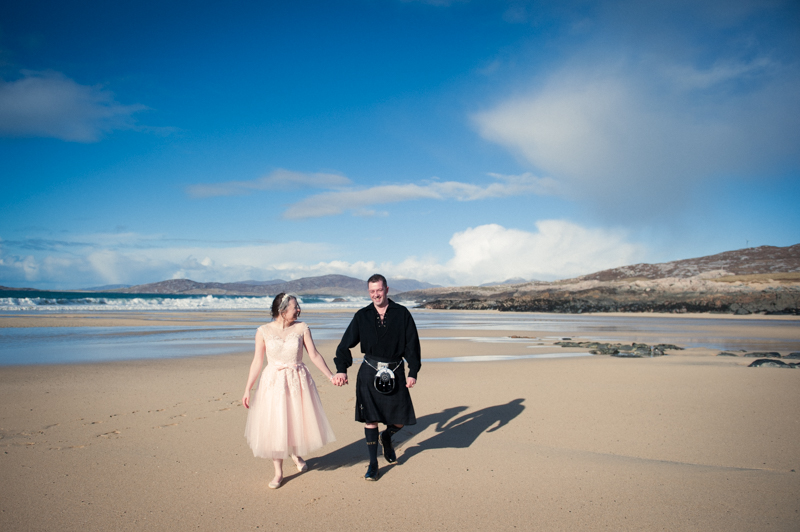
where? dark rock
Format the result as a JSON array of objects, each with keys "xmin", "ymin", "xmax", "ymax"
[
  {"xmin": 786, "ymin": 352, "xmax": 800, "ymax": 359},
  {"xmin": 717, "ymin": 352, "xmax": 739, "ymax": 357},
  {"xmin": 559, "ymin": 340, "xmax": 680, "ymax": 357},
  {"xmin": 655, "ymin": 344, "xmax": 684, "ymax": 351},
  {"xmin": 556, "ymin": 341, "xmax": 585, "ymax": 348},
  {"xmin": 748, "ymin": 359, "xmax": 795, "ymax": 368},
  {"xmin": 743, "ymin": 352, "xmax": 782, "ymax": 358},
  {"xmin": 590, "ymin": 345, "xmax": 619, "ymax": 355}
]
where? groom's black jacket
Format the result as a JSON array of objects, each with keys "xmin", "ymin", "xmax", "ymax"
[{"xmin": 333, "ymin": 299, "xmax": 421, "ymax": 379}]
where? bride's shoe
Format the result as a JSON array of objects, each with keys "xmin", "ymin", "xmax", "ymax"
[
  {"xmin": 268, "ymin": 477, "xmax": 282, "ymax": 489},
  {"xmin": 291, "ymin": 455, "xmax": 308, "ymax": 472}
]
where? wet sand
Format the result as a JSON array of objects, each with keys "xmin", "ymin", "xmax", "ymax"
[{"xmin": 1, "ymin": 312, "xmax": 799, "ymax": 531}]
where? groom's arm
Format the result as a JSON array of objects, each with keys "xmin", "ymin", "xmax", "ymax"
[{"xmin": 333, "ymin": 314, "xmax": 361, "ymax": 376}]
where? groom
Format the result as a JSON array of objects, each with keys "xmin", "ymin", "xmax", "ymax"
[{"xmin": 332, "ymin": 274, "xmax": 421, "ymax": 481}]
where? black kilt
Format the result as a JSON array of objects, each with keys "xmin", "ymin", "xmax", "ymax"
[{"xmin": 355, "ymin": 360, "xmax": 416, "ymax": 425}]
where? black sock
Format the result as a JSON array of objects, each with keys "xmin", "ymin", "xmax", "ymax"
[
  {"xmin": 365, "ymin": 427, "xmax": 379, "ymax": 466},
  {"xmin": 385, "ymin": 424, "xmax": 401, "ymax": 438}
]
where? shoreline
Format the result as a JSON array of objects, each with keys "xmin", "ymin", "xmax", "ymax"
[{"xmin": 2, "ymin": 307, "xmax": 800, "ymax": 328}]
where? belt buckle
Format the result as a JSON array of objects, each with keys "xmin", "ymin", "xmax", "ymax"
[{"xmin": 377, "ymin": 362, "xmax": 389, "ymax": 370}]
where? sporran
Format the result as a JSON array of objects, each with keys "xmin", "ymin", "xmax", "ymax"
[{"xmin": 373, "ymin": 362, "xmax": 396, "ymax": 394}]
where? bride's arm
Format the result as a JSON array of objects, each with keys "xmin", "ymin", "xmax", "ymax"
[
  {"xmin": 242, "ymin": 331, "xmax": 266, "ymax": 408},
  {"xmin": 302, "ymin": 324, "xmax": 336, "ymax": 383}
]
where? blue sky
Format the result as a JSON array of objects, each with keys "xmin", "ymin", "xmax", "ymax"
[{"xmin": 1, "ymin": 0, "xmax": 799, "ymax": 290}]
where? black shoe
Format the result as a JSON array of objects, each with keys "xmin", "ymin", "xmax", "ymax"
[
  {"xmin": 380, "ymin": 430, "xmax": 396, "ymax": 463},
  {"xmin": 365, "ymin": 463, "xmax": 379, "ymax": 481}
]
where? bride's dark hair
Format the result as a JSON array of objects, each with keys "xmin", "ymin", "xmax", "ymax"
[{"xmin": 271, "ymin": 293, "xmax": 300, "ymax": 319}]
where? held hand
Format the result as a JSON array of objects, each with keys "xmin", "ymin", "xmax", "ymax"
[
  {"xmin": 406, "ymin": 377, "xmax": 416, "ymax": 389},
  {"xmin": 332, "ymin": 373, "xmax": 348, "ymax": 386}
]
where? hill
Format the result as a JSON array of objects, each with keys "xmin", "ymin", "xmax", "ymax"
[
  {"xmin": 396, "ymin": 244, "xmax": 800, "ymax": 315},
  {"xmin": 579, "ymin": 244, "xmax": 800, "ymax": 281}
]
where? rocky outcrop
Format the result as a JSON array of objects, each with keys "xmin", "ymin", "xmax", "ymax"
[{"xmin": 418, "ymin": 286, "xmax": 800, "ymax": 315}]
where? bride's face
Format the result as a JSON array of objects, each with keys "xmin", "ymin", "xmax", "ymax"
[{"xmin": 281, "ymin": 299, "xmax": 300, "ymax": 324}]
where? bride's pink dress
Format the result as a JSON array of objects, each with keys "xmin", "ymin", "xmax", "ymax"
[{"xmin": 244, "ymin": 322, "xmax": 335, "ymax": 459}]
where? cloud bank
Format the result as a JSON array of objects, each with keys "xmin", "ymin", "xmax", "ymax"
[
  {"xmin": 0, "ymin": 220, "xmax": 641, "ymax": 289},
  {"xmin": 473, "ymin": 0, "xmax": 800, "ymax": 210},
  {"xmin": 474, "ymin": 58, "xmax": 800, "ymax": 205},
  {"xmin": 0, "ymin": 71, "xmax": 146, "ymax": 142}
]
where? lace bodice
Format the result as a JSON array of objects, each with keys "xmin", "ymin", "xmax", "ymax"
[{"xmin": 259, "ymin": 322, "xmax": 307, "ymax": 366}]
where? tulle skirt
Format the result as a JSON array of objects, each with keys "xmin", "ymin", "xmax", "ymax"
[{"xmin": 245, "ymin": 363, "xmax": 336, "ymax": 459}]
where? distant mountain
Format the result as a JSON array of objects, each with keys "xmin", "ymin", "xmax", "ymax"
[
  {"xmin": 388, "ymin": 278, "xmax": 439, "ymax": 292},
  {"xmin": 480, "ymin": 277, "xmax": 531, "ymax": 287},
  {"xmin": 237, "ymin": 279, "xmax": 287, "ymax": 286},
  {"xmin": 579, "ymin": 244, "xmax": 800, "ymax": 281},
  {"xmin": 0, "ymin": 285, "xmax": 38, "ymax": 291},
  {"xmin": 81, "ymin": 284, "xmax": 133, "ymax": 291},
  {"xmin": 112, "ymin": 279, "xmax": 258, "ymax": 295},
  {"xmin": 112, "ymin": 274, "xmax": 437, "ymax": 297}
]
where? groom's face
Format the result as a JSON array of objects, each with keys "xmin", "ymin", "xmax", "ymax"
[{"xmin": 368, "ymin": 281, "xmax": 388, "ymax": 308}]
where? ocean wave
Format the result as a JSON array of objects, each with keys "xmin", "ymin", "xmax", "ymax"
[{"xmin": 0, "ymin": 294, "xmax": 374, "ymax": 312}]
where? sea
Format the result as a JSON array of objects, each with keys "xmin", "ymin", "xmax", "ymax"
[
  {"xmin": 0, "ymin": 290, "xmax": 372, "ymax": 312},
  {"xmin": 1, "ymin": 291, "xmax": 799, "ymax": 366}
]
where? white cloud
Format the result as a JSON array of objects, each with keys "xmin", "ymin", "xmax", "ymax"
[
  {"xmin": 283, "ymin": 173, "xmax": 557, "ymax": 219},
  {"xmin": 371, "ymin": 221, "xmax": 644, "ymax": 285},
  {"xmin": 186, "ymin": 169, "xmax": 352, "ymax": 198},
  {"xmin": 0, "ymin": 71, "xmax": 146, "ymax": 142},
  {"xmin": 444, "ymin": 221, "xmax": 643, "ymax": 284}
]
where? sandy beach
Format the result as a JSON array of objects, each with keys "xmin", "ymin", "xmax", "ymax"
[{"xmin": 1, "ymin": 311, "xmax": 799, "ymax": 531}]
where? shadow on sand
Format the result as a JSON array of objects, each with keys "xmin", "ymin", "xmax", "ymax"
[{"xmin": 307, "ymin": 399, "xmax": 525, "ymax": 478}]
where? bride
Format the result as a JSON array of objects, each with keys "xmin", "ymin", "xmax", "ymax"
[{"xmin": 242, "ymin": 293, "xmax": 338, "ymax": 489}]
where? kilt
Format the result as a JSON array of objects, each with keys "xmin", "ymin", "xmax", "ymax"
[{"xmin": 355, "ymin": 360, "xmax": 416, "ymax": 425}]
